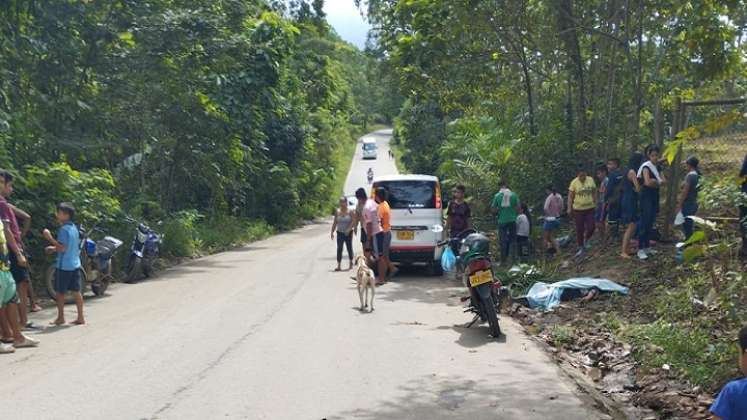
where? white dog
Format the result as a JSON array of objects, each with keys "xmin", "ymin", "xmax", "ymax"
[{"xmin": 354, "ymin": 255, "xmax": 376, "ymax": 312}]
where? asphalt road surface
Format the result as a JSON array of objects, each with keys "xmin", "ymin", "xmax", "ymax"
[{"xmin": 3, "ymin": 129, "xmax": 605, "ymax": 420}]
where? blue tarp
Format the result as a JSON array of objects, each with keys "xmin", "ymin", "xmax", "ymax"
[{"xmin": 526, "ymin": 278, "xmax": 629, "ymax": 311}]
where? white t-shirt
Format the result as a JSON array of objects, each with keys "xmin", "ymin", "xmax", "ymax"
[
  {"xmin": 363, "ymin": 199, "xmax": 381, "ymax": 236},
  {"xmin": 516, "ymin": 214, "xmax": 530, "ymax": 237}
]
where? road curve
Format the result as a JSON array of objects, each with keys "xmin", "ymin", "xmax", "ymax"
[{"xmin": 2, "ymin": 129, "xmax": 604, "ymax": 420}]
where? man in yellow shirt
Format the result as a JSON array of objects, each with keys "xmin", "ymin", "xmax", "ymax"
[{"xmin": 568, "ymin": 165, "xmax": 597, "ymax": 257}]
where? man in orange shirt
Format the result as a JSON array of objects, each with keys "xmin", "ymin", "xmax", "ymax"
[{"xmin": 374, "ymin": 187, "xmax": 397, "ymax": 285}]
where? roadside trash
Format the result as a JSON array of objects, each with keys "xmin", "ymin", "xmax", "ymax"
[
  {"xmin": 441, "ymin": 247, "xmax": 456, "ymax": 272},
  {"xmin": 523, "ymin": 278, "xmax": 629, "ymax": 311}
]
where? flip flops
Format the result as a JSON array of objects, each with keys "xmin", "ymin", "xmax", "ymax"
[{"xmin": 13, "ymin": 336, "xmax": 39, "ymax": 348}]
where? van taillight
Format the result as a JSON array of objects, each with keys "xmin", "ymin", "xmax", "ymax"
[{"xmin": 435, "ymin": 183, "xmax": 442, "ymax": 209}]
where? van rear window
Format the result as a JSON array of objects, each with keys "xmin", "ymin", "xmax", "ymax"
[{"xmin": 374, "ymin": 181, "xmax": 436, "ymax": 209}]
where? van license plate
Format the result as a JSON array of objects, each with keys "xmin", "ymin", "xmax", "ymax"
[
  {"xmin": 396, "ymin": 230, "xmax": 414, "ymax": 240},
  {"xmin": 469, "ymin": 270, "xmax": 493, "ymax": 287}
]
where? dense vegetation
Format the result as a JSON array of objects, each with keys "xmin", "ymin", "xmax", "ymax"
[
  {"xmin": 362, "ymin": 0, "xmax": 747, "ymax": 399},
  {"xmin": 0, "ymin": 1, "xmax": 392, "ymax": 260},
  {"xmin": 364, "ymin": 0, "xmax": 747, "ymax": 207}
]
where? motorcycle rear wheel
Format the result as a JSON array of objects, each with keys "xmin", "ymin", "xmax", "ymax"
[
  {"xmin": 142, "ymin": 256, "xmax": 156, "ymax": 278},
  {"xmin": 91, "ymin": 258, "xmax": 113, "ymax": 296},
  {"xmin": 481, "ymin": 294, "xmax": 502, "ymax": 338}
]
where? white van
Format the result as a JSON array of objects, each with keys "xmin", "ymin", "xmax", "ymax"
[
  {"xmin": 362, "ymin": 137, "xmax": 377, "ymax": 159},
  {"xmin": 372, "ymin": 175, "xmax": 445, "ymax": 275}
]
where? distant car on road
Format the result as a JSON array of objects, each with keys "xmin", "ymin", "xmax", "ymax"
[
  {"xmin": 372, "ymin": 174, "xmax": 445, "ymax": 275},
  {"xmin": 362, "ymin": 137, "xmax": 377, "ymax": 159}
]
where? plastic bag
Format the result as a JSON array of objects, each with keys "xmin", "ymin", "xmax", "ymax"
[
  {"xmin": 441, "ymin": 247, "xmax": 456, "ymax": 272},
  {"xmin": 674, "ymin": 211, "xmax": 685, "ymax": 226}
]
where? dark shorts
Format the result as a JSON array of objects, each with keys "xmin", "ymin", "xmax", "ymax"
[
  {"xmin": 543, "ymin": 219, "xmax": 560, "ymax": 231},
  {"xmin": 374, "ymin": 231, "xmax": 391, "ymax": 258},
  {"xmin": 595, "ymin": 203, "xmax": 607, "ymax": 223},
  {"xmin": 54, "ymin": 269, "xmax": 82, "ymax": 294},
  {"xmin": 9, "ymin": 252, "xmax": 30, "ymax": 284}
]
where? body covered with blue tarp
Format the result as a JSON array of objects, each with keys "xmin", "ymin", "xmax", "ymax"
[{"xmin": 526, "ymin": 278, "xmax": 629, "ymax": 311}]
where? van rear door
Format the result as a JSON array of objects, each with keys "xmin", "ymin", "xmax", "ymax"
[{"xmin": 373, "ymin": 179, "xmax": 443, "ymax": 262}]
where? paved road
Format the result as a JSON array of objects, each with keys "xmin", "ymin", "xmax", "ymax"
[{"xmin": 3, "ymin": 129, "xmax": 604, "ymax": 420}]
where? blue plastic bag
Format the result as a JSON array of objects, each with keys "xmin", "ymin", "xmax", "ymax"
[{"xmin": 441, "ymin": 247, "xmax": 456, "ymax": 272}]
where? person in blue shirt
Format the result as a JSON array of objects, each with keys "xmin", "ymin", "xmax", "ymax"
[
  {"xmin": 43, "ymin": 203, "xmax": 85, "ymax": 326},
  {"xmin": 710, "ymin": 326, "xmax": 747, "ymax": 420},
  {"xmin": 605, "ymin": 158, "xmax": 624, "ymax": 237}
]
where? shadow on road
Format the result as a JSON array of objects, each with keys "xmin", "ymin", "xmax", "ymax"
[
  {"xmin": 375, "ymin": 268, "xmax": 464, "ymax": 307},
  {"xmin": 325, "ymin": 373, "xmax": 593, "ymax": 420}
]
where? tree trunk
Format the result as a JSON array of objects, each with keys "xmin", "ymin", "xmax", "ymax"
[
  {"xmin": 556, "ymin": 0, "xmax": 588, "ymax": 140},
  {"xmin": 653, "ymin": 98, "xmax": 663, "ymax": 146}
]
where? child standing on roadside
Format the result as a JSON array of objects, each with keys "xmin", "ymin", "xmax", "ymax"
[
  {"xmin": 543, "ymin": 186, "xmax": 563, "ymax": 255},
  {"xmin": 710, "ymin": 326, "xmax": 747, "ymax": 419},
  {"xmin": 516, "ymin": 204, "xmax": 531, "ymax": 261},
  {"xmin": 43, "ymin": 203, "xmax": 85, "ymax": 326}
]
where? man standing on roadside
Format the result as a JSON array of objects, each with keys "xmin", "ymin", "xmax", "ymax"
[
  {"xmin": 10, "ymin": 204, "xmax": 41, "ymax": 313},
  {"xmin": 491, "ymin": 181, "xmax": 520, "ymax": 264},
  {"xmin": 354, "ymin": 188, "xmax": 369, "ymax": 257},
  {"xmin": 605, "ymin": 158, "xmax": 624, "ymax": 238},
  {"xmin": 374, "ymin": 187, "xmax": 397, "ymax": 285},
  {"xmin": 445, "ymin": 185, "xmax": 471, "ymax": 238},
  {"xmin": 362, "ymin": 187, "xmax": 381, "ymax": 269},
  {"xmin": 0, "ymin": 170, "xmax": 31, "ymax": 328}
]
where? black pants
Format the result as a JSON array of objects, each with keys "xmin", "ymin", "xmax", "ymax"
[
  {"xmin": 516, "ymin": 235, "xmax": 529, "ymax": 260},
  {"xmin": 498, "ymin": 222, "xmax": 516, "ymax": 261},
  {"xmin": 336, "ymin": 232, "xmax": 353, "ymax": 263}
]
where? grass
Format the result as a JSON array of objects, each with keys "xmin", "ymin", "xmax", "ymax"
[
  {"xmin": 549, "ymin": 325, "xmax": 575, "ymax": 349},
  {"xmin": 623, "ymin": 320, "xmax": 736, "ymax": 387},
  {"xmin": 389, "ymin": 139, "xmax": 407, "ymax": 173},
  {"xmin": 196, "ymin": 217, "xmax": 274, "ymax": 253}
]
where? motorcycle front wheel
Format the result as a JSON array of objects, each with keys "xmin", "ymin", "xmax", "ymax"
[{"xmin": 125, "ymin": 256, "xmax": 142, "ymax": 283}]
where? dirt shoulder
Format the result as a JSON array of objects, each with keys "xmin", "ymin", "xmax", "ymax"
[{"xmin": 502, "ymin": 240, "xmax": 745, "ymax": 419}]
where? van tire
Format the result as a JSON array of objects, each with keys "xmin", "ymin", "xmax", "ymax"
[{"xmin": 427, "ymin": 261, "xmax": 443, "ymax": 276}]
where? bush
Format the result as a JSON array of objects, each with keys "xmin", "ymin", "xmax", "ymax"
[
  {"xmin": 19, "ymin": 162, "xmax": 121, "ymax": 228},
  {"xmin": 196, "ymin": 216, "xmax": 274, "ymax": 252},
  {"xmin": 161, "ymin": 210, "xmax": 201, "ymax": 257}
]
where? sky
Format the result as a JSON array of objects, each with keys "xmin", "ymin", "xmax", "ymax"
[{"xmin": 323, "ymin": 0, "xmax": 370, "ymax": 49}]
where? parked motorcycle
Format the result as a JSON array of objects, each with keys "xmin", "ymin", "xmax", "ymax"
[
  {"xmin": 46, "ymin": 226, "xmax": 123, "ymax": 300},
  {"xmin": 125, "ymin": 217, "xmax": 162, "ymax": 283},
  {"xmin": 367, "ymin": 168, "xmax": 374, "ymax": 184},
  {"xmin": 442, "ymin": 230, "xmax": 504, "ymax": 338}
]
